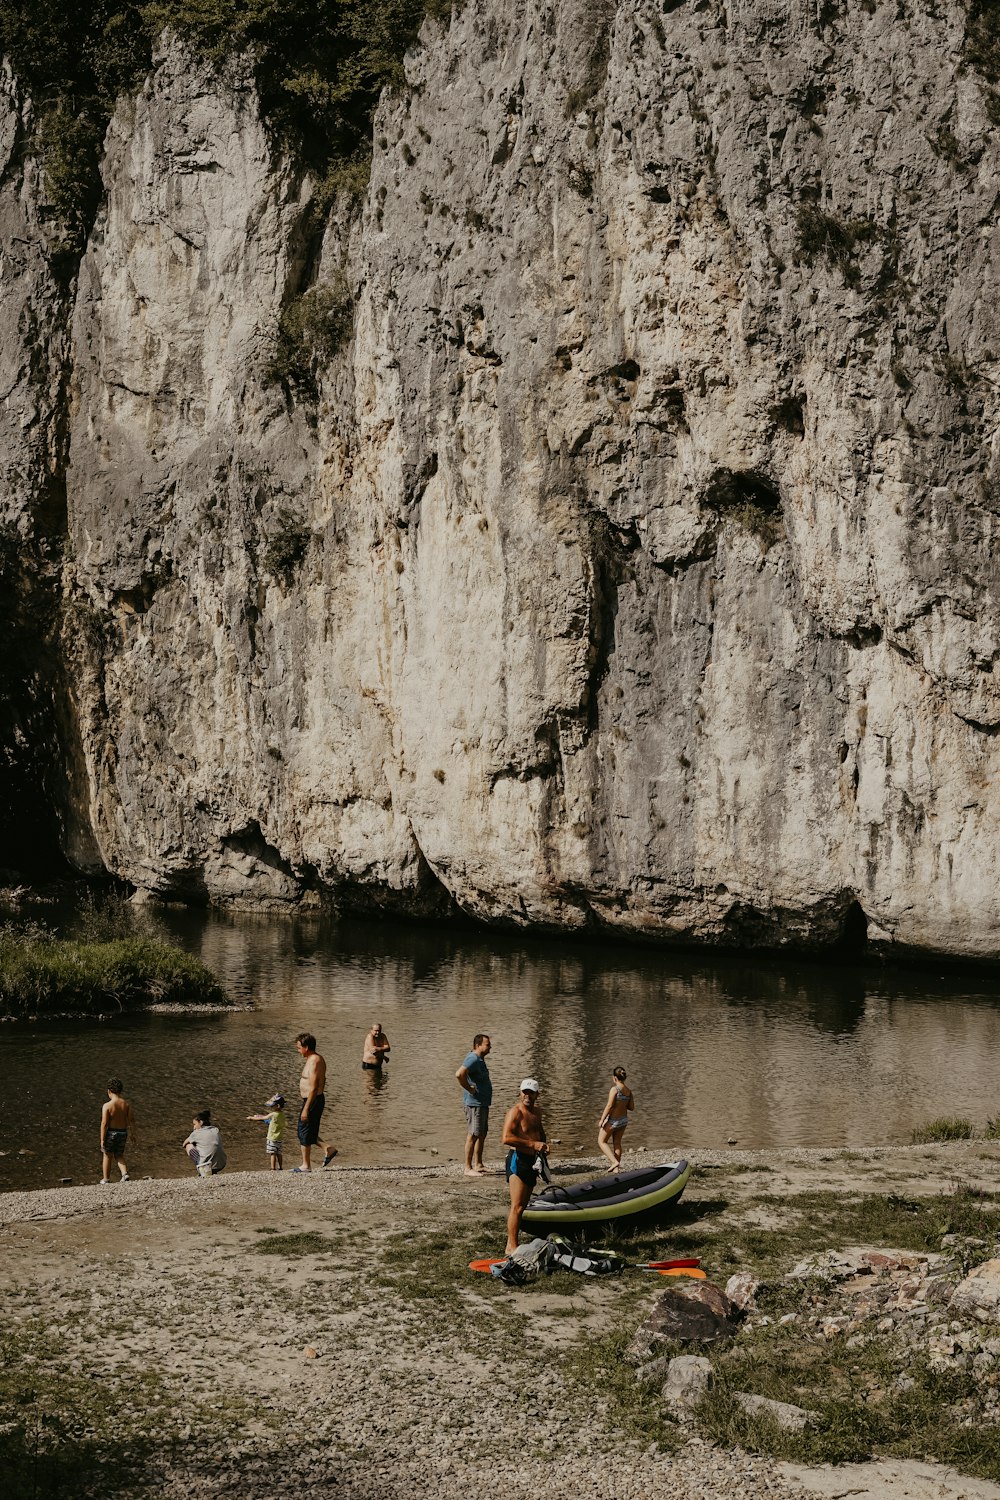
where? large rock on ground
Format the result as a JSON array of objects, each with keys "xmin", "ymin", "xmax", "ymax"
[
  {"xmin": 950, "ymin": 1260, "xmax": 1000, "ymax": 1322},
  {"xmin": 662, "ymin": 1354, "xmax": 714, "ymax": 1410},
  {"xmin": 626, "ymin": 1283, "xmax": 739, "ymax": 1362},
  {"xmin": 736, "ymin": 1392, "xmax": 817, "ymax": 1431}
]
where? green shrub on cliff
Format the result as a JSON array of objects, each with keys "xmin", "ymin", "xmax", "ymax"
[
  {"xmin": 142, "ymin": 0, "xmax": 429, "ymax": 153},
  {"xmin": 0, "ymin": 0, "xmax": 440, "ymax": 256},
  {"xmin": 262, "ymin": 508, "xmax": 312, "ymax": 576},
  {"xmin": 0, "ymin": 924, "xmax": 227, "ymax": 1018},
  {"xmin": 266, "ymin": 278, "xmax": 354, "ymax": 392}
]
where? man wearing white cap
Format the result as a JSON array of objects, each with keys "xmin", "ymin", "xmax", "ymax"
[{"xmin": 501, "ymin": 1079, "xmax": 548, "ymax": 1255}]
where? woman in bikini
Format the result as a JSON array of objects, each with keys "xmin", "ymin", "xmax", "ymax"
[{"xmin": 597, "ymin": 1066, "xmax": 634, "ymax": 1173}]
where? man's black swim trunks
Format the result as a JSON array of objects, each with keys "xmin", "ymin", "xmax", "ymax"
[
  {"xmin": 297, "ymin": 1094, "xmax": 326, "ymax": 1146},
  {"xmin": 504, "ymin": 1147, "xmax": 538, "ymax": 1191}
]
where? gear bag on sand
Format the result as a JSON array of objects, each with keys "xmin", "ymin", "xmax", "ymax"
[{"xmin": 489, "ymin": 1236, "xmax": 627, "ymax": 1284}]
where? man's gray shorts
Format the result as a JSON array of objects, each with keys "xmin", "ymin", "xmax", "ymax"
[{"xmin": 464, "ymin": 1103, "xmax": 489, "ymax": 1138}]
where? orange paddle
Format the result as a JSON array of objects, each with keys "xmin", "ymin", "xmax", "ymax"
[{"xmin": 649, "ymin": 1266, "xmax": 707, "ymax": 1279}]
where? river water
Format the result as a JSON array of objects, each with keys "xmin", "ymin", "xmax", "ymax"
[{"xmin": 2, "ymin": 907, "xmax": 999, "ymax": 1192}]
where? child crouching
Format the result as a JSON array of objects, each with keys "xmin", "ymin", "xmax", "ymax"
[{"xmin": 183, "ymin": 1109, "xmax": 227, "ymax": 1178}]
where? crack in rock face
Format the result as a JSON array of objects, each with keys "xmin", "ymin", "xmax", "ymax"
[{"xmin": 4, "ymin": 4, "xmax": 1000, "ymax": 956}]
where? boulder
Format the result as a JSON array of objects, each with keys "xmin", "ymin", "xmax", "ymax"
[
  {"xmin": 677, "ymin": 1281, "xmax": 737, "ymax": 1320},
  {"xmin": 662, "ymin": 1355, "xmax": 714, "ymax": 1410},
  {"xmin": 735, "ymin": 1392, "xmax": 818, "ymax": 1431},
  {"xmin": 725, "ymin": 1271, "xmax": 760, "ymax": 1311},
  {"xmin": 625, "ymin": 1283, "xmax": 739, "ymax": 1364},
  {"xmin": 950, "ymin": 1260, "xmax": 1000, "ymax": 1322}
]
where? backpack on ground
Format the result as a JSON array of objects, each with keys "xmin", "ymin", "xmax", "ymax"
[{"xmin": 490, "ymin": 1237, "xmax": 558, "ymax": 1284}]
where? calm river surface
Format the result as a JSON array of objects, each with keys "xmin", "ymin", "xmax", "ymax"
[{"xmin": 2, "ymin": 908, "xmax": 1000, "ymax": 1191}]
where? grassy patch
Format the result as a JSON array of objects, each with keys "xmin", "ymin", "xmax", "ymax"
[
  {"xmin": 698, "ymin": 1317, "xmax": 1000, "ymax": 1476},
  {"xmin": 911, "ymin": 1118, "xmax": 975, "ymax": 1144},
  {"xmin": 0, "ymin": 924, "xmax": 227, "ymax": 1019},
  {"xmin": 559, "ymin": 1182, "xmax": 1000, "ymax": 1475},
  {"xmin": 654, "ymin": 1186, "xmax": 1000, "ymax": 1281},
  {"xmin": 381, "ymin": 1226, "xmax": 500, "ymax": 1302},
  {"xmin": 252, "ymin": 1231, "xmax": 341, "ymax": 1257},
  {"xmin": 569, "ymin": 1322, "xmax": 682, "ymax": 1451},
  {"xmin": 0, "ymin": 1320, "xmax": 262, "ymax": 1499}
]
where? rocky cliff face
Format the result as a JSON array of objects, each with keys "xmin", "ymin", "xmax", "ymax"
[
  {"xmin": 0, "ymin": 61, "xmax": 79, "ymax": 873},
  {"xmin": 5, "ymin": 0, "xmax": 1000, "ymax": 957}
]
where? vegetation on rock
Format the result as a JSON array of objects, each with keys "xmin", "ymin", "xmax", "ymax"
[
  {"xmin": 262, "ymin": 508, "xmax": 312, "ymax": 578},
  {"xmin": 0, "ymin": 0, "xmax": 442, "ymax": 254},
  {"xmin": 910, "ymin": 1116, "xmax": 976, "ymax": 1144},
  {"xmin": 265, "ymin": 277, "xmax": 354, "ymax": 393},
  {"xmin": 0, "ymin": 920, "xmax": 227, "ymax": 1018}
]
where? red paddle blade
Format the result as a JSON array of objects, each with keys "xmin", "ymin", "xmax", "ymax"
[
  {"xmin": 642, "ymin": 1257, "xmax": 701, "ymax": 1270},
  {"xmin": 469, "ymin": 1257, "xmax": 506, "ymax": 1273}
]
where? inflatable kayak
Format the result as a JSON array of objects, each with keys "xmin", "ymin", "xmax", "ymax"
[{"xmin": 522, "ymin": 1159, "xmax": 691, "ymax": 1230}]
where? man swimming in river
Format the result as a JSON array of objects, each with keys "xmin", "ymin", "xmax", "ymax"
[
  {"xmin": 501, "ymin": 1078, "xmax": 547, "ymax": 1255},
  {"xmin": 362, "ymin": 1022, "xmax": 390, "ymax": 1071},
  {"xmin": 293, "ymin": 1033, "xmax": 337, "ymax": 1172}
]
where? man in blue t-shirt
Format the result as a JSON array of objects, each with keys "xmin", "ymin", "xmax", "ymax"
[{"xmin": 456, "ymin": 1033, "xmax": 492, "ymax": 1175}]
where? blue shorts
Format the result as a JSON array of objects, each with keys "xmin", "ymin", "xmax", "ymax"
[
  {"xmin": 297, "ymin": 1095, "xmax": 325, "ymax": 1146},
  {"xmin": 505, "ymin": 1148, "xmax": 538, "ymax": 1191}
]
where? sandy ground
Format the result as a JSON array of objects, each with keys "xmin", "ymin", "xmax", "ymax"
[{"xmin": 3, "ymin": 1142, "xmax": 1000, "ymax": 1499}]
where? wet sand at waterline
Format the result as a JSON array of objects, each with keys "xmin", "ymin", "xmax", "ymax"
[{"xmin": 5, "ymin": 1142, "xmax": 1000, "ymax": 1500}]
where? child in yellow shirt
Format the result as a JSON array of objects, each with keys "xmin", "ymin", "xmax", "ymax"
[{"xmin": 248, "ymin": 1093, "xmax": 286, "ymax": 1171}]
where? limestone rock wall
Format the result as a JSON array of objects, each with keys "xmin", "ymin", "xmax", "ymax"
[
  {"xmin": 7, "ymin": 0, "xmax": 1000, "ymax": 955},
  {"xmin": 0, "ymin": 61, "xmax": 89, "ymax": 871}
]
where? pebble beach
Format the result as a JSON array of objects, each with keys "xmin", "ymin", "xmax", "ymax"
[{"xmin": 4, "ymin": 1145, "xmax": 1000, "ymax": 1499}]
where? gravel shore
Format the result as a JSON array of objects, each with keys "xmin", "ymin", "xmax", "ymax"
[{"xmin": 3, "ymin": 1143, "xmax": 1000, "ymax": 1499}]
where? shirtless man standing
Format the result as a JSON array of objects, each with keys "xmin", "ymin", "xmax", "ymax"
[
  {"xmin": 501, "ymin": 1079, "xmax": 547, "ymax": 1255},
  {"xmin": 293, "ymin": 1033, "xmax": 337, "ymax": 1173}
]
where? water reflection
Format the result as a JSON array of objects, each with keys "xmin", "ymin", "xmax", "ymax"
[{"xmin": 2, "ymin": 906, "xmax": 1000, "ymax": 1191}]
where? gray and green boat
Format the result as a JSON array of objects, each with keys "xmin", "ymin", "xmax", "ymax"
[{"xmin": 522, "ymin": 1159, "xmax": 691, "ymax": 1230}]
